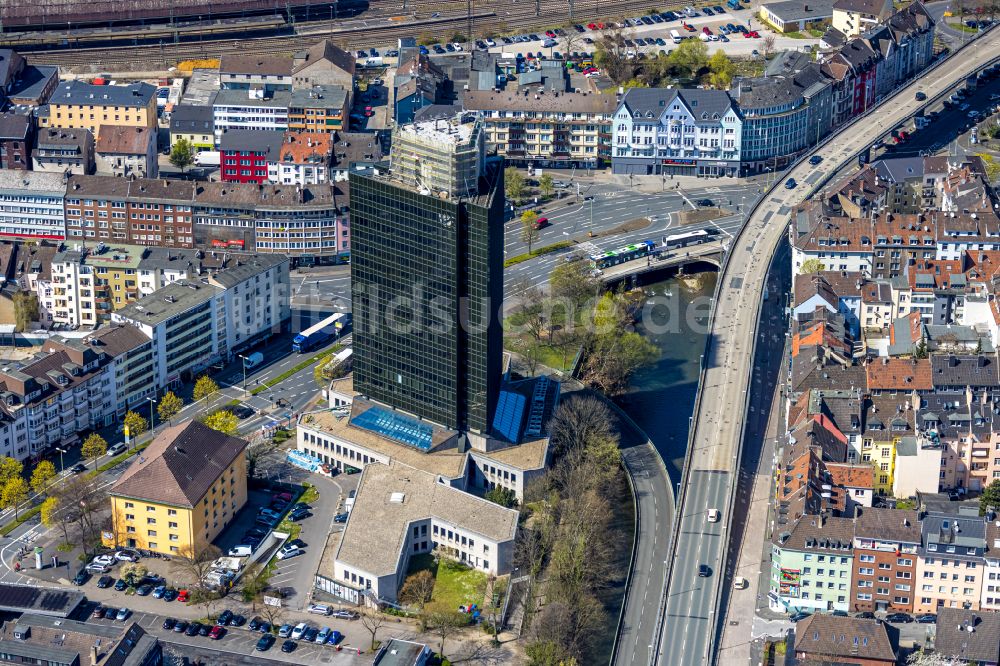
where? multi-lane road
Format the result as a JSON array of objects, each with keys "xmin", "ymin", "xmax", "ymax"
[{"xmin": 653, "ymin": 26, "xmax": 1000, "ymax": 666}]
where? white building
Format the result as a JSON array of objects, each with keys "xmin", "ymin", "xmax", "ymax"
[
  {"xmin": 213, "ymin": 90, "xmax": 290, "ymax": 144},
  {"xmin": 892, "ymin": 435, "xmax": 942, "ymax": 498},
  {"xmin": 0, "ymin": 171, "xmax": 66, "ymax": 242},
  {"xmin": 205, "ymin": 254, "xmax": 290, "ymax": 354},
  {"xmin": 332, "ymin": 460, "xmax": 518, "ymax": 604},
  {"xmin": 982, "ymin": 522, "xmax": 1000, "ymax": 611}
]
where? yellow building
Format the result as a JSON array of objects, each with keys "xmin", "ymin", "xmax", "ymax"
[
  {"xmin": 169, "ymin": 105, "xmax": 215, "ymax": 151},
  {"xmin": 861, "ymin": 399, "xmax": 914, "ymax": 495},
  {"xmin": 831, "ymin": 0, "xmax": 893, "ymax": 38},
  {"xmin": 43, "ymin": 81, "xmax": 157, "ymax": 140},
  {"xmin": 104, "ymin": 421, "xmax": 248, "ymax": 556}
]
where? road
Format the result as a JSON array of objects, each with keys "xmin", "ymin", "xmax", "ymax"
[{"xmin": 653, "ymin": 27, "xmax": 1000, "ymax": 666}]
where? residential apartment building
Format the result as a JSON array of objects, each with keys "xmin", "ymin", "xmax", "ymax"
[
  {"xmin": 95, "ymin": 125, "xmax": 158, "ymax": 179},
  {"xmin": 213, "ymin": 89, "xmax": 290, "ymax": 142},
  {"xmin": 31, "ymin": 127, "xmax": 94, "ymax": 175},
  {"xmin": 611, "ymin": 88, "xmax": 742, "ymax": 177},
  {"xmin": 169, "ymin": 104, "xmax": 215, "ymax": 151},
  {"xmin": 0, "ymin": 614, "xmax": 161, "ymax": 666},
  {"xmin": 851, "ymin": 507, "xmax": 920, "ymax": 612},
  {"xmin": 771, "ymin": 515, "xmax": 856, "ymax": 613},
  {"xmin": 85, "ymin": 324, "xmax": 156, "ymax": 418},
  {"xmin": 982, "ymin": 521, "xmax": 1000, "ymax": 611},
  {"xmin": 220, "ymin": 130, "xmax": 283, "ymax": 184},
  {"xmin": 106, "ymin": 421, "xmax": 248, "ymax": 555},
  {"xmin": 915, "ymin": 507, "xmax": 987, "ymax": 613},
  {"xmin": 49, "ymin": 243, "xmax": 144, "ymax": 327},
  {"xmin": 205, "ymin": 253, "xmax": 290, "ymax": 354},
  {"xmin": 832, "ymin": 0, "xmax": 893, "ymax": 38},
  {"xmin": 292, "ymin": 40, "xmax": 356, "ymax": 90},
  {"xmin": 0, "ymin": 112, "xmax": 33, "ymax": 170},
  {"xmin": 219, "ymin": 55, "xmax": 293, "ymax": 94},
  {"xmin": 268, "ymin": 131, "xmax": 332, "ymax": 185},
  {"xmin": 42, "ymin": 81, "xmax": 156, "ymax": 139},
  {"xmin": 465, "ymin": 88, "xmax": 613, "ymax": 169},
  {"xmin": 111, "ymin": 279, "xmax": 224, "ymax": 388},
  {"xmin": 332, "ymin": 460, "xmax": 517, "ymax": 604},
  {"xmin": 793, "ymin": 615, "xmax": 897, "ymax": 665},
  {"xmin": 288, "ymin": 86, "xmax": 349, "ymax": 134},
  {"xmin": 0, "ymin": 170, "xmax": 65, "ymax": 241}
]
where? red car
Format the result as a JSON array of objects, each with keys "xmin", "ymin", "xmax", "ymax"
[
  {"xmin": 582, "ymin": 66, "xmax": 597, "ymax": 74},
  {"xmin": 533, "ymin": 216, "xmax": 549, "ymax": 230},
  {"xmin": 703, "ymin": 26, "xmax": 712, "ymax": 35},
  {"xmin": 177, "ymin": 589, "xmax": 189, "ymax": 603},
  {"xmin": 208, "ymin": 625, "xmax": 226, "ymax": 640},
  {"xmin": 750, "ymin": 30, "xmax": 760, "ymax": 37},
  {"xmin": 684, "ymin": 23, "xmax": 697, "ymax": 31},
  {"xmin": 742, "ymin": 30, "xmax": 754, "ymax": 38},
  {"xmin": 587, "ymin": 22, "xmax": 598, "ymax": 29},
  {"xmin": 545, "ymin": 30, "xmax": 556, "ymax": 37}
]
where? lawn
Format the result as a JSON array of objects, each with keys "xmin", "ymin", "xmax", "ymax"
[{"xmin": 408, "ymin": 554, "xmax": 488, "ymax": 610}]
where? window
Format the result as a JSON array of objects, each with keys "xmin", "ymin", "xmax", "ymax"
[{"xmin": 146, "ymin": 518, "xmax": 156, "ymax": 525}]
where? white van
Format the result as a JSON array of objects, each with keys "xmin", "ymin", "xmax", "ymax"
[
  {"xmin": 670, "ymin": 29, "xmax": 683, "ymax": 43},
  {"xmin": 707, "ymin": 508, "xmax": 721, "ymax": 522},
  {"xmin": 228, "ymin": 544, "xmax": 253, "ymax": 557}
]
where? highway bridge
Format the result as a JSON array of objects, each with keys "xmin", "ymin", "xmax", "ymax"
[
  {"xmin": 598, "ymin": 241, "xmax": 725, "ymax": 284},
  {"xmin": 647, "ymin": 28, "xmax": 1000, "ymax": 666}
]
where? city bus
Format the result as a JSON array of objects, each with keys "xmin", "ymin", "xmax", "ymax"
[
  {"xmin": 662, "ymin": 228, "xmax": 719, "ymax": 248},
  {"xmin": 589, "ymin": 240, "xmax": 657, "ymax": 270},
  {"xmin": 292, "ymin": 312, "xmax": 349, "ymax": 353}
]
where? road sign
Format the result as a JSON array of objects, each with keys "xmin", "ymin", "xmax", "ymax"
[{"xmin": 263, "ymin": 595, "xmax": 282, "ymax": 608}]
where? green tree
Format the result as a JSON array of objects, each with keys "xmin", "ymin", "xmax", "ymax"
[
  {"xmin": 582, "ymin": 329, "xmax": 658, "ymax": 398},
  {"xmin": 169, "ymin": 138, "xmax": 195, "ymax": 172},
  {"xmin": 119, "ymin": 562, "xmax": 148, "ymax": 587},
  {"xmin": 485, "ymin": 485, "xmax": 519, "ymax": 508},
  {"xmin": 505, "ymin": 167, "xmax": 526, "ymax": 204},
  {"xmin": 707, "ymin": 49, "xmax": 735, "ymax": 90},
  {"xmin": 0, "ymin": 457, "xmax": 23, "ymax": 486},
  {"xmin": 538, "ymin": 173, "xmax": 555, "ymax": 199},
  {"xmin": 12, "ymin": 291, "xmax": 39, "ymax": 333},
  {"xmin": 193, "ymin": 375, "xmax": 219, "ymax": 402},
  {"xmin": 202, "ymin": 410, "xmax": 239, "ymax": 436},
  {"xmin": 520, "ymin": 210, "xmax": 541, "ymax": 255},
  {"xmin": 981, "ymin": 479, "xmax": 1000, "ymax": 515},
  {"xmin": 30, "ymin": 460, "xmax": 56, "ymax": 494},
  {"xmin": 157, "ymin": 391, "xmax": 183, "ymax": 423},
  {"xmin": 667, "ymin": 39, "xmax": 709, "ymax": 79},
  {"xmin": 40, "ymin": 496, "xmax": 64, "ymax": 540},
  {"xmin": 550, "ymin": 260, "xmax": 600, "ymax": 308},
  {"xmin": 2, "ymin": 477, "xmax": 28, "ymax": 519},
  {"xmin": 81, "ymin": 433, "xmax": 107, "ymax": 463},
  {"xmin": 399, "ymin": 569, "xmax": 436, "ymax": 606},
  {"xmin": 123, "ymin": 411, "xmax": 148, "ymax": 440},
  {"xmin": 798, "ymin": 258, "xmax": 825, "ymax": 274},
  {"xmin": 526, "ymin": 640, "xmax": 574, "ymax": 666}
]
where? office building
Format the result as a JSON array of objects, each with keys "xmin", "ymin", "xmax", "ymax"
[
  {"xmin": 0, "ymin": 170, "xmax": 65, "ymax": 241},
  {"xmin": 212, "ymin": 89, "xmax": 290, "ymax": 141},
  {"xmin": 288, "ymin": 86, "xmax": 349, "ymax": 134},
  {"xmin": 106, "ymin": 420, "xmax": 248, "ymax": 555},
  {"xmin": 349, "ymin": 113, "xmax": 503, "ymax": 434},
  {"xmin": 219, "ymin": 55, "xmax": 293, "ymax": 93}
]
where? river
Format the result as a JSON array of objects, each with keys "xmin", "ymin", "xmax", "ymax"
[{"xmin": 621, "ymin": 271, "xmax": 718, "ymax": 484}]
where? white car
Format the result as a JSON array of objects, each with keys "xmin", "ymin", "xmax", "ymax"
[
  {"xmin": 277, "ymin": 545, "xmax": 303, "ymax": 560},
  {"xmin": 307, "ymin": 604, "xmax": 332, "ymax": 616},
  {"xmin": 452, "ymin": 42, "xmax": 464, "ymax": 51},
  {"xmin": 92, "ymin": 554, "xmax": 115, "ymax": 566},
  {"xmin": 707, "ymin": 509, "xmax": 721, "ymax": 523},
  {"xmin": 114, "ymin": 550, "xmax": 139, "ymax": 562},
  {"xmin": 290, "ymin": 622, "xmax": 308, "ymax": 640},
  {"xmin": 485, "ymin": 38, "xmax": 496, "ymax": 47}
]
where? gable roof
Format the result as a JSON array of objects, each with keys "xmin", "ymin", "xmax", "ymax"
[
  {"xmin": 219, "ymin": 55, "xmax": 292, "ymax": 77},
  {"xmin": 865, "ymin": 357, "xmax": 932, "ymax": 391},
  {"xmin": 794, "ymin": 614, "xmax": 896, "ymax": 663},
  {"xmin": 109, "ymin": 421, "xmax": 247, "ymax": 508},
  {"xmin": 854, "ymin": 506, "xmax": 921, "ymax": 543},
  {"xmin": 293, "ymin": 39, "xmax": 356, "ymax": 77},
  {"xmin": 934, "ymin": 608, "xmax": 1000, "ymax": 664},
  {"xmin": 95, "ymin": 125, "xmax": 154, "ymax": 155}
]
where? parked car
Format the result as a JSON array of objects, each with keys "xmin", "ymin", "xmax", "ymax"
[
  {"xmin": 97, "ymin": 576, "xmax": 114, "ymax": 589},
  {"xmin": 331, "ymin": 609, "xmax": 359, "ymax": 620},
  {"xmin": 277, "ymin": 544, "xmax": 303, "ymax": 560},
  {"xmin": 328, "ymin": 630, "xmax": 344, "ymax": 645},
  {"xmin": 173, "ymin": 621, "xmax": 189, "ymax": 633},
  {"xmin": 278, "ymin": 623, "xmax": 294, "ymax": 637},
  {"xmin": 885, "ymin": 613, "xmax": 914, "ymax": 623},
  {"xmin": 92, "ymin": 554, "xmax": 115, "ymax": 567},
  {"xmin": 281, "ymin": 639, "xmax": 297, "ymax": 653},
  {"xmin": 185, "ymin": 622, "xmax": 201, "ymax": 637},
  {"xmin": 334, "ymin": 513, "xmax": 349, "ymax": 523},
  {"xmin": 229, "ymin": 615, "xmax": 246, "ymax": 627},
  {"xmin": 288, "ymin": 506, "xmax": 310, "ymax": 521},
  {"xmin": 308, "ymin": 604, "xmax": 332, "ymax": 616},
  {"xmin": 856, "ymin": 611, "xmax": 876, "ymax": 619},
  {"xmin": 72, "ymin": 570, "xmax": 90, "ymax": 585},
  {"xmin": 162, "ymin": 618, "xmax": 176, "ymax": 630},
  {"xmin": 114, "ymin": 578, "xmax": 128, "ymax": 591},
  {"xmin": 198, "ymin": 624, "xmax": 211, "ymax": 637},
  {"xmin": 162, "ymin": 589, "xmax": 178, "ymax": 602},
  {"xmin": 291, "ymin": 623, "xmax": 308, "ymax": 640},
  {"xmin": 209, "ymin": 625, "xmax": 226, "ymax": 640},
  {"xmin": 256, "ymin": 635, "xmax": 275, "ymax": 651},
  {"xmin": 916, "ymin": 614, "xmax": 937, "ymax": 624},
  {"xmin": 218, "ymin": 610, "xmax": 234, "ymax": 626},
  {"xmin": 115, "ymin": 608, "xmax": 131, "ymax": 621},
  {"xmin": 317, "ymin": 627, "xmax": 333, "ymax": 644},
  {"xmin": 92, "ymin": 605, "xmax": 107, "ymax": 618},
  {"xmin": 249, "ymin": 617, "xmax": 263, "ymax": 632},
  {"xmin": 177, "ymin": 589, "xmax": 189, "ymax": 603},
  {"xmin": 115, "ymin": 549, "xmax": 139, "ymax": 562},
  {"xmin": 790, "ymin": 611, "xmax": 811, "ymax": 622}
]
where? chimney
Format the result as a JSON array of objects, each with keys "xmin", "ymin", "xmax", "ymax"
[{"xmin": 91, "ymin": 645, "xmax": 99, "ymax": 666}]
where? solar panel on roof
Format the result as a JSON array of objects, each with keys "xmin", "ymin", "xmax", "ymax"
[
  {"xmin": 38, "ymin": 591, "xmax": 71, "ymax": 612},
  {"xmin": 0, "ymin": 585, "xmax": 39, "ymax": 608},
  {"xmin": 492, "ymin": 390, "xmax": 526, "ymax": 442}
]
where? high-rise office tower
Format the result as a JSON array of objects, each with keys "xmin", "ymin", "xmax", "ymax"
[{"xmin": 349, "ymin": 113, "xmax": 503, "ymax": 434}]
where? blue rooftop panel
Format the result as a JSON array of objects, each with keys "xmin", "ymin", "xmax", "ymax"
[
  {"xmin": 492, "ymin": 390, "xmax": 526, "ymax": 443},
  {"xmin": 352, "ymin": 405, "xmax": 434, "ymax": 451}
]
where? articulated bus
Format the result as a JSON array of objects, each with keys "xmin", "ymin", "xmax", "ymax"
[{"xmin": 589, "ymin": 240, "xmax": 657, "ymax": 270}]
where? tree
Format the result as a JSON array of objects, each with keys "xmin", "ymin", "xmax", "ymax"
[
  {"xmin": 981, "ymin": 479, "xmax": 1000, "ymax": 515},
  {"xmin": 520, "ymin": 210, "xmax": 541, "ymax": 255},
  {"xmin": 193, "ymin": 375, "xmax": 219, "ymax": 402},
  {"xmin": 550, "ymin": 260, "xmax": 600, "ymax": 309},
  {"xmin": 169, "ymin": 138, "xmax": 195, "ymax": 172},
  {"xmin": 761, "ymin": 33, "xmax": 776, "ymax": 59},
  {"xmin": 51, "ymin": 476, "xmax": 107, "ymax": 556},
  {"xmin": 245, "ymin": 438, "xmax": 276, "ymax": 480},
  {"xmin": 399, "ymin": 569, "xmax": 436, "ymax": 606},
  {"xmin": 593, "ymin": 23, "xmax": 635, "ymax": 84},
  {"xmin": 358, "ymin": 605, "xmax": 388, "ymax": 652},
  {"xmin": 511, "ymin": 278, "xmax": 547, "ymax": 344},
  {"xmin": 707, "ymin": 49, "xmax": 735, "ymax": 90},
  {"xmin": 667, "ymin": 38, "xmax": 708, "ymax": 80},
  {"xmin": 239, "ymin": 562, "xmax": 271, "ymax": 610},
  {"xmin": 505, "ymin": 167, "xmax": 526, "ymax": 204},
  {"xmin": 119, "ymin": 562, "xmax": 149, "ymax": 587},
  {"xmin": 12, "ymin": 291, "xmax": 39, "ymax": 333},
  {"xmin": 81, "ymin": 433, "xmax": 107, "ymax": 463},
  {"xmin": 798, "ymin": 258, "xmax": 825, "ymax": 274},
  {"xmin": 582, "ymin": 329, "xmax": 657, "ymax": 397},
  {"xmin": 1, "ymin": 477, "xmax": 28, "ymax": 519},
  {"xmin": 157, "ymin": 391, "xmax": 183, "ymax": 423},
  {"xmin": 0, "ymin": 457, "xmax": 23, "ymax": 486},
  {"xmin": 123, "ymin": 411, "xmax": 149, "ymax": 440},
  {"xmin": 176, "ymin": 544, "xmax": 222, "ymax": 591},
  {"xmin": 30, "ymin": 460, "xmax": 56, "ymax": 494},
  {"xmin": 526, "ymin": 640, "xmax": 574, "ymax": 666},
  {"xmin": 479, "ymin": 574, "xmax": 505, "ymax": 644},
  {"xmin": 538, "ymin": 174, "xmax": 555, "ymax": 199},
  {"xmin": 423, "ymin": 605, "xmax": 468, "ymax": 659},
  {"xmin": 201, "ymin": 410, "xmax": 239, "ymax": 436},
  {"xmin": 40, "ymin": 496, "xmax": 68, "ymax": 544},
  {"xmin": 906, "ymin": 651, "xmax": 969, "ymax": 666},
  {"xmin": 485, "ymin": 486, "xmax": 519, "ymax": 508}
]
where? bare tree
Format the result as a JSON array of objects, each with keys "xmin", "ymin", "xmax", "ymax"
[
  {"xmin": 548, "ymin": 396, "xmax": 615, "ymax": 459},
  {"xmin": 259, "ymin": 594, "xmax": 285, "ymax": 628},
  {"xmin": 239, "ymin": 562, "xmax": 271, "ymax": 611},
  {"xmin": 358, "ymin": 605, "xmax": 388, "ymax": 652},
  {"xmin": 593, "ymin": 23, "xmax": 636, "ymax": 84},
  {"xmin": 479, "ymin": 575, "xmax": 505, "ymax": 644},
  {"xmin": 246, "ymin": 439, "xmax": 277, "ymax": 480},
  {"xmin": 423, "ymin": 605, "xmax": 468, "ymax": 659},
  {"xmin": 761, "ymin": 34, "xmax": 776, "ymax": 59},
  {"xmin": 52, "ymin": 476, "xmax": 108, "ymax": 557},
  {"xmin": 510, "ymin": 278, "xmax": 547, "ymax": 343},
  {"xmin": 175, "ymin": 543, "xmax": 222, "ymax": 593}
]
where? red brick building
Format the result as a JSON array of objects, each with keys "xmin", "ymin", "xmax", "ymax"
[
  {"xmin": 851, "ymin": 507, "xmax": 921, "ymax": 613},
  {"xmin": 220, "ymin": 130, "xmax": 283, "ymax": 184},
  {"xmin": 0, "ymin": 113, "xmax": 32, "ymax": 170}
]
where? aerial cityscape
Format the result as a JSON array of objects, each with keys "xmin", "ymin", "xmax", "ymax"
[{"xmin": 0, "ymin": 0, "xmax": 997, "ymax": 664}]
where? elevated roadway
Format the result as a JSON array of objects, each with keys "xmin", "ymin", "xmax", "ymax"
[{"xmin": 652, "ymin": 29, "xmax": 1000, "ymax": 666}]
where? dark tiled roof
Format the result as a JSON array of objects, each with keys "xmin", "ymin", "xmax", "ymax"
[
  {"xmin": 931, "ymin": 354, "xmax": 1000, "ymax": 389},
  {"xmin": 0, "ymin": 113, "xmax": 29, "ymax": 141},
  {"xmin": 110, "ymin": 421, "xmax": 247, "ymax": 507},
  {"xmin": 832, "ymin": 0, "xmax": 890, "ymax": 16},
  {"xmin": 50, "ymin": 81, "xmax": 155, "ymax": 108},
  {"xmin": 934, "ymin": 608, "xmax": 1000, "ymax": 664},
  {"xmin": 219, "ymin": 129, "xmax": 284, "ymax": 156},
  {"xmin": 779, "ymin": 515, "xmax": 855, "ymax": 553},
  {"xmin": 220, "ymin": 55, "xmax": 292, "ymax": 77},
  {"xmin": 293, "ymin": 39, "xmax": 356, "ymax": 77},
  {"xmin": 169, "ymin": 105, "xmax": 214, "ymax": 133},
  {"xmin": 82, "ymin": 325, "xmax": 150, "ymax": 357},
  {"xmin": 854, "ymin": 507, "xmax": 921, "ymax": 543}
]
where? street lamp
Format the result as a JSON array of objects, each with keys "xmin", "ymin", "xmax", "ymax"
[
  {"xmin": 148, "ymin": 397, "xmax": 157, "ymax": 436},
  {"xmin": 55, "ymin": 447, "xmax": 67, "ymax": 474},
  {"xmin": 238, "ymin": 354, "xmax": 250, "ymax": 396}
]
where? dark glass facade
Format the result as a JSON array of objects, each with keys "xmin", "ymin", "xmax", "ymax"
[{"xmin": 349, "ymin": 164, "xmax": 503, "ymax": 433}]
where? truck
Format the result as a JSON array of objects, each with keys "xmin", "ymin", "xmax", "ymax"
[
  {"xmin": 242, "ymin": 351, "xmax": 264, "ymax": 369},
  {"xmin": 670, "ymin": 29, "xmax": 682, "ymax": 43},
  {"xmin": 291, "ymin": 312, "xmax": 348, "ymax": 353}
]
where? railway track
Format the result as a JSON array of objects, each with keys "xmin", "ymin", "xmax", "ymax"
[{"xmin": 26, "ymin": 0, "xmax": 687, "ymax": 69}]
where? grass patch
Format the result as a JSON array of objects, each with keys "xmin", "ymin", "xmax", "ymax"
[
  {"xmin": 0, "ymin": 505, "xmax": 41, "ymax": 536},
  {"xmin": 895, "ymin": 498, "xmax": 917, "ymax": 510},
  {"xmin": 299, "ymin": 483, "xmax": 320, "ymax": 505},
  {"xmin": 409, "ymin": 555, "xmax": 489, "ymax": 611},
  {"xmin": 504, "ymin": 240, "xmax": 574, "ymax": 267},
  {"xmin": 783, "ymin": 30, "xmax": 808, "ymax": 38},
  {"xmin": 251, "ymin": 346, "xmax": 341, "ymax": 395}
]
